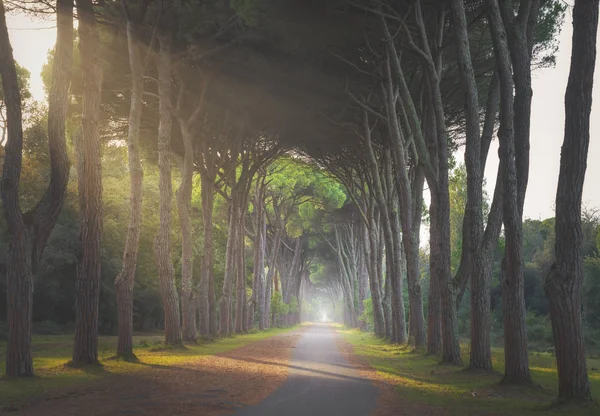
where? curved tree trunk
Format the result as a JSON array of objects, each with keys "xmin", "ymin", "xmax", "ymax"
[
  {"xmin": 0, "ymin": 0, "xmax": 73, "ymax": 377},
  {"xmin": 545, "ymin": 0, "xmax": 598, "ymax": 403},
  {"xmin": 449, "ymin": 0, "xmax": 488, "ymax": 370},
  {"xmin": 73, "ymin": 0, "xmax": 103, "ymax": 366},
  {"xmin": 154, "ymin": 33, "xmax": 182, "ymax": 346},
  {"xmin": 115, "ymin": 3, "xmax": 144, "ymax": 359},
  {"xmin": 488, "ymin": 0, "xmax": 531, "ymax": 384}
]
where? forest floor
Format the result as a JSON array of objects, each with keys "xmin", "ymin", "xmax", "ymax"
[
  {"xmin": 0, "ymin": 326, "xmax": 301, "ymax": 415},
  {"xmin": 3, "ymin": 325, "xmax": 600, "ymax": 415},
  {"xmin": 338, "ymin": 328, "xmax": 600, "ymax": 416}
]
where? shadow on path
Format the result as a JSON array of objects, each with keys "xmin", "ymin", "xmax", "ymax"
[{"xmin": 232, "ymin": 324, "xmax": 378, "ymax": 416}]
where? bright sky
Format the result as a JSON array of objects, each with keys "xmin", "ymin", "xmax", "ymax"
[{"xmin": 5, "ymin": 8, "xmax": 600, "ymax": 221}]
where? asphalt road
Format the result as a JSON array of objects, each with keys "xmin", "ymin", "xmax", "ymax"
[{"xmin": 233, "ymin": 324, "xmax": 378, "ymax": 416}]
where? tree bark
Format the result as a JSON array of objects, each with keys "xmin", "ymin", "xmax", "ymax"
[
  {"xmin": 73, "ymin": 0, "xmax": 103, "ymax": 366},
  {"xmin": 115, "ymin": 1, "xmax": 144, "ymax": 358},
  {"xmin": 253, "ymin": 189, "xmax": 266, "ymax": 330},
  {"xmin": 450, "ymin": 0, "xmax": 488, "ymax": 370},
  {"xmin": 545, "ymin": 0, "xmax": 598, "ymax": 402},
  {"xmin": 220, "ymin": 204, "xmax": 237, "ymax": 336},
  {"xmin": 177, "ymin": 126, "xmax": 196, "ymax": 342},
  {"xmin": 408, "ymin": 167, "xmax": 426, "ymax": 348},
  {"xmin": 154, "ymin": 33, "xmax": 182, "ymax": 346},
  {"xmin": 489, "ymin": 0, "xmax": 531, "ymax": 384},
  {"xmin": 365, "ymin": 217, "xmax": 385, "ymax": 337},
  {"xmin": 358, "ymin": 245, "xmax": 368, "ymax": 330},
  {"xmin": 199, "ymin": 163, "xmax": 216, "ymax": 338},
  {"xmin": 0, "ymin": 0, "xmax": 73, "ymax": 377},
  {"xmin": 235, "ymin": 204, "xmax": 248, "ymax": 333}
]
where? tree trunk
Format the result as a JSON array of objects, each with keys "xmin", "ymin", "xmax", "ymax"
[
  {"xmin": 450, "ymin": 0, "xmax": 488, "ymax": 370},
  {"xmin": 264, "ymin": 221, "xmax": 284, "ymax": 329},
  {"xmin": 0, "ymin": 0, "xmax": 73, "ymax": 377},
  {"xmin": 545, "ymin": 0, "xmax": 598, "ymax": 402},
  {"xmin": 199, "ymin": 168, "xmax": 216, "ymax": 338},
  {"xmin": 430, "ymin": 187, "xmax": 462, "ymax": 365},
  {"xmin": 489, "ymin": 0, "xmax": 531, "ymax": 384},
  {"xmin": 177, "ymin": 126, "xmax": 196, "ymax": 343},
  {"xmin": 408, "ymin": 167, "xmax": 426, "ymax": 347},
  {"xmin": 220, "ymin": 204, "xmax": 237, "ymax": 336},
  {"xmin": 235, "ymin": 204, "xmax": 247, "ymax": 333},
  {"xmin": 73, "ymin": 0, "xmax": 103, "ymax": 366},
  {"xmin": 115, "ymin": 4, "xmax": 144, "ymax": 358},
  {"xmin": 358, "ymin": 247, "xmax": 368, "ymax": 330},
  {"xmin": 256, "ymin": 203, "xmax": 266, "ymax": 330},
  {"xmin": 154, "ymin": 33, "xmax": 181, "ymax": 346},
  {"xmin": 365, "ymin": 220, "xmax": 385, "ymax": 337},
  {"xmin": 427, "ymin": 197, "xmax": 442, "ymax": 355}
]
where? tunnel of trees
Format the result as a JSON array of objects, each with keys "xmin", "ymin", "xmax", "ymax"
[{"xmin": 0, "ymin": 0, "xmax": 598, "ymax": 405}]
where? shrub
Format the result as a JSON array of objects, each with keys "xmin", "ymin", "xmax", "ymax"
[
  {"xmin": 360, "ymin": 298, "xmax": 374, "ymax": 331},
  {"xmin": 33, "ymin": 320, "xmax": 63, "ymax": 335}
]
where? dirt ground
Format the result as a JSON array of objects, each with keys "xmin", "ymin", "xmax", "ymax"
[{"xmin": 4, "ymin": 330, "xmax": 302, "ymax": 416}]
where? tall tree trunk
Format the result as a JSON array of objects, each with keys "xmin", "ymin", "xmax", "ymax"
[
  {"xmin": 545, "ymin": 0, "xmax": 598, "ymax": 403},
  {"xmin": 220, "ymin": 204, "xmax": 237, "ymax": 336},
  {"xmin": 73, "ymin": 0, "xmax": 103, "ymax": 366},
  {"xmin": 154, "ymin": 33, "xmax": 182, "ymax": 346},
  {"xmin": 427, "ymin": 197, "xmax": 442, "ymax": 355},
  {"xmin": 408, "ymin": 168, "xmax": 426, "ymax": 347},
  {"xmin": 430, "ymin": 187, "xmax": 461, "ymax": 364},
  {"xmin": 0, "ymin": 0, "xmax": 31, "ymax": 377},
  {"xmin": 0, "ymin": 0, "xmax": 73, "ymax": 377},
  {"xmin": 115, "ymin": 2, "xmax": 144, "ymax": 358},
  {"xmin": 199, "ymin": 168, "xmax": 216, "ymax": 338},
  {"xmin": 253, "ymin": 194, "xmax": 266, "ymax": 330},
  {"xmin": 177, "ymin": 127, "xmax": 196, "ymax": 342},
  {"xmin": 365, "ymin": 220, "xmax": 385, "ymax": 337},
  {"xmin": 450, "ymin": 0, "xmax": 488, "ymax": 370},
  {"xmin": 235, "ymin": 204, "xmax": 247, "ymax": 333},
  {"xmin": 489, "ymin": 0, "xmax": 531, "ymax": 384},
  {"xmin": 358, "ymin": 247, "xmax": 368, "ymax": 330},
  {"xmin": 264, "ymin": 221, "xmax": 284, "ymax": 329}
]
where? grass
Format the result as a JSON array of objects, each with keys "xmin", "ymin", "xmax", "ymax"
[
  {"xmin": 339, "ymin": 328, "xmax": 600, "ymax": 416},
  {"xmin": 0, "ymin": 327, "xmax": 296, "ymax": 406}
]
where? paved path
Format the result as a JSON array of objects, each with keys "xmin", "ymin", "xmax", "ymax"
[{"xmin": 233, "ymin": 324, "xmax": 378, "ymax": 416}]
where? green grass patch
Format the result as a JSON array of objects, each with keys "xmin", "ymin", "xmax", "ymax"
[
  {"xmin": 0, "ymin": 326, "xmax": 296, "ymax": 406},
  {"xmin": 339, "ymin": 328, "xmax": 600, "ymax": 416}
]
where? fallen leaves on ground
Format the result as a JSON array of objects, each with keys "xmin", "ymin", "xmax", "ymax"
[{"xmin": 7, "ymin": 330, "xmax": 302, "ymax": 416}]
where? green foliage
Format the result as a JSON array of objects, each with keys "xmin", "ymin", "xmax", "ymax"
[
  {"xmin": 270, "ymin": 291, "xmax": 286, "ymax": 319},
  {"xmin": 265, "ymin": 157, "xmax": 346, "ymax": 239},
  {"xmin": 360, "ymin": 298, "xmax": 374, "ymax": 331},
  {"xmin": 288, "ymin": 296, "xmax": 299, "ymax": 314},
  {"xmin": 525, "ymin": 312, "xmax": 554, "ymax": 351},
  {"xmin": 532, "ymin": 0, "xmax": 567, "ymax": 68}
]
